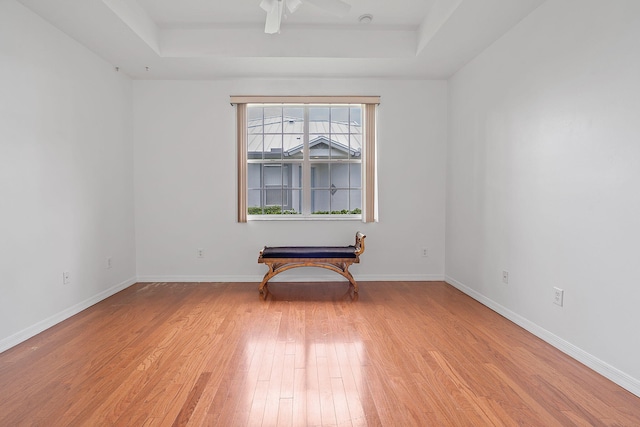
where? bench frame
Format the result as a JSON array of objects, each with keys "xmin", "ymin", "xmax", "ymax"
[{"xmin": 257, "ymin": 232, "xmax": 366, "ymax": 294}]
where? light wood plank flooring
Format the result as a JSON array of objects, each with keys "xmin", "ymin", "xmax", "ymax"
[{"xmin": 0, "ymin": 281, "xmax": 638, "ymax": 426}]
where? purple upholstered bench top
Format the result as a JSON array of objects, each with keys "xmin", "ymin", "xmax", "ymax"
[{"xmin": 260, "ymin": 246, "xmax": 358, "ymax": 259}]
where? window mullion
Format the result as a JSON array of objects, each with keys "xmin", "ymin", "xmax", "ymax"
[{"xmin": 302, "ymin": 106, "xmax": 311, "ymax": 215}]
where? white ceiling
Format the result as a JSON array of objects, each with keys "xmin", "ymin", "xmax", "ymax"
[{"xmin": 17, "ymin": 0, "xmax": 546, "ymax": 80}]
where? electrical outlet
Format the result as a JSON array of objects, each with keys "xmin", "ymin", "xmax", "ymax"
[
  {"xmin": 62, "ymin": 271, "xmax": 70, "ymax": 285},
  {"xmin": 106, "ymin": 257, "xmax": 112, "ymax": 269},
  {"xmin": 502, "ymin": 270, "xmax": 509, "ymax": 284},
  {"xmin": 197, "ymin": 248, "xmax": 204, "ymax": 258},
  {"xmin": 421, "ymin": 247, "xmax": 428, "ymax": 258},
  {"xmin": 553, "ymin": 287, "xmax": 564, "ymax": 306}
]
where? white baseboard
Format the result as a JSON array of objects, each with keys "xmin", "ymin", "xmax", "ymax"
[
  {"xmin": 135, "ymin": 273, "xmax": 445, "ymax": 283},
  {"xmin": 0, "ymin": 276, "xmax": 136, "ymax": 354},
  {"xmin": 135, "ymin": 275, "xmax": 259, "ymax": 283},
  {"xmin": 358, "ymin": 274, "xmax": 445, "ymax": 282},
  {"xmin": 445, "ymin": 275, "xmax": 640, "ymax": 398}
]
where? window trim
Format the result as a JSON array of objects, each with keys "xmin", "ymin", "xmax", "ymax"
[
  {"xmin": 233, "ymin": 96, "xmax": 379, "ymax": 223},
  {"xmin": 231, "ymin": 95, "xmax": 380, "ymax": 105}
]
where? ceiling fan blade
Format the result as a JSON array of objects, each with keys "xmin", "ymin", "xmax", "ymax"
[
  {"xmin": 286, "ymin": 0, "xmax": 302, "ymax": 14},
  {"xmin": 305, "ymin": 0, "xmax": 351, "ymax": 17},
  {"xmin": 263, "ymin": 0, "xmax": 283, "ymax": 34},
  {"xmin": 259, "ymin": 0, "xmax": 275, "ymax": 13}
]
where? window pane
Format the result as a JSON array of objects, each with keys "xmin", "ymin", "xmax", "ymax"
[
  {"xmin": 309, "ymin": 107, "xmax": 329, "ymax": 159},
  {"xmin": 350, "ymin": 189, "xmax": 362, "ymax": 212},
  {"xmin": 350, "ymin": 134, "xmax": 362, "ymax": 159},
  {"xmin": 331, "ymin": 106, "xmax": 350, "ymax": 126},
  {"xmin": 292, "ymin": 163, "xmax": 303, "ymax": 188},
  {"xmin": 265, "ymin": 188, "xmax": 283, "ymax": 206},
  {"xmin": 248, "ymin": 107, "xmax": 263, "ymax": 134},
  {"xmin": 248, "ymin": 134, "xmax": 264, "ymax": 159},
  {"xmin": 330, "ymin": 135, "xmax": 349, "ymax": 159},
  {"xmin": 289, "ymin": 189, "xmax": 302, "ymax": 214},
  {"xmin": 264, "ymin": 107, "xmax": 282, "ymax": 133},
  {"xmin": 263, "ymin": 134, "xmax": 283, "ymax": 159},
  {"xmin": 263, "ymin": 164, "xmax": 283, "ymax": 186},
  {"xmin": 311, "ymin": 190, "xmax": 331, "ymax": 214},
  {"xmin": 309, "ymin": 106, "xmax": 329, "ymax": 122},
  {"xmin": 248, "ymin": 106, "xmax": 263, "ymax": 120},
  {"xmin": 311, "ymin": 164, "xmax": 330, "ymax": 188},
  {"xmin": 284, "ymin": 134, "xmax": 304, "ymax": 159},
  {"xmin": 309, "ymin": 136, "xmax": 330, "ymax": 159},
  {"xmin": 330, "ymin": 163, "xmax": 350, "ymax": 187},
  {"xmin": 350, "ymin": 106, "xmax": 362, "ymax": 131},
  {"xmin": 309, "ymin": 123, "xmax": 329, "ymax": 136},
  {"xmin": 248, "ymin": 163, "xmax": 261, "ymax": 187},
  {"xmin": 328, "ymin": 163, "xmax": 361, "ymax": 189},
  {"xmin": 350, "ymin": 163, "xmax": 362, "ymax": 187},
  {"xmin": 331, "ymin": 188, "xmax": 350, "ymax": 212},
  {"xmin": 283, "ymin": 107, "xmax": 304, "ymax": 132},
  {"xmin": 248, "ymin": 189, "xmax": 262, "ymax": 214},
  {"xmin": 331, "ymin": 107, "xmax": 350, "ymax": 162}
]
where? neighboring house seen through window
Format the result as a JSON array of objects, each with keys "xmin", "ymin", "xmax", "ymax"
[{"xmin": 232, "ymin": 96, "xmax": 379, "ymax": 222}]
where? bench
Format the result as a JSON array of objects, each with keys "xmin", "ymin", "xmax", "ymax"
[{"xmin": 257, "ymin": 232, "xmax": 366, "ymax": 294}]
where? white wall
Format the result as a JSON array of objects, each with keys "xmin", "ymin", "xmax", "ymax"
[
  {"xmin": 133, "ymin": 79, "xmax": 447, "ymax": 282},
  {"xmin": 0, "ymin": 1, "xmax": 136, "ymax": 350},
  {"xmin": 446, "ymin": 0, "xmax": 640, "ymax": 394}
]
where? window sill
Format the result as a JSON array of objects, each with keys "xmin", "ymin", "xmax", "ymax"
[{"xmin": 247, "ymin": 215, "xmax": 363, "ymax": 222}]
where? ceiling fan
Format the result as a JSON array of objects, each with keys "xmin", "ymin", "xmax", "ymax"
[{"xmin": 259, "ymin": 0, "xmax": 351, "ymax": 34}]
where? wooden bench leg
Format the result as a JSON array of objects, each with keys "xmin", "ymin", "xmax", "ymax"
[
  {"xmin": 259, "ymin": 260, "xmax": 359, "ymax": 293},
  {"xmin": 258, "ymin": 276, "xmax": 269, "ymax": 294},
  {"xmin": 341, "ymin": 264, "xmax": 359, "ymax": 293},
  {"xmin": 259, "ymin": 262, "xmax": 280, "ymax": 294}
]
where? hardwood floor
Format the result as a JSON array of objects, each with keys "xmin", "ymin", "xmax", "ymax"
[{"xmin": 0, "ymin": 281, "xmax": 639, "ymax": 426}]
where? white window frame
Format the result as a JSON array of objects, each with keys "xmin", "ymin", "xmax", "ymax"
[{"xmin": 232, "ymin": 96, "xmax": 379, "ymax": 222}]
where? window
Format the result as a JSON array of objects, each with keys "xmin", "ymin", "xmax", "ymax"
[{"xmin": 232, "ymin": 96, "xmax": 379, "ymax": 222}]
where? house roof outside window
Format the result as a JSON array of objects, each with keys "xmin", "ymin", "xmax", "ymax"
[{"xmin": 248, "ymin": 116, "xmax": 362, "ymax": 158}]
